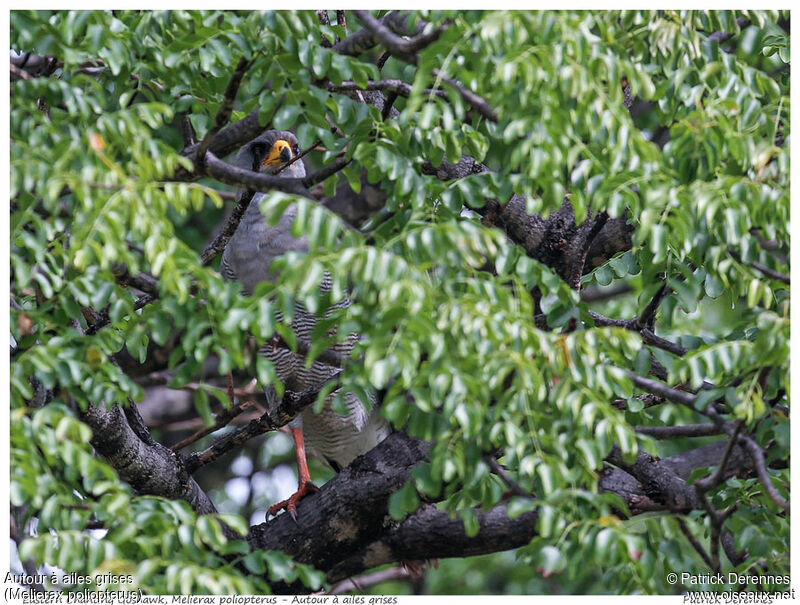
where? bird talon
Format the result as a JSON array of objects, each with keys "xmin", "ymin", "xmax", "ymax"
[{"xmin": 266, "ymin": 480, "xmax": 318, "ymax": 522}]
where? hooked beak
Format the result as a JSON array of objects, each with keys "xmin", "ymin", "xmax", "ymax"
[{"xmin": 262, "ymin": 139, "xmax": 294, "ymax": 168}]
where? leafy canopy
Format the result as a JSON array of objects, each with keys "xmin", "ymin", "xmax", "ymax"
[{"xmin": 10, "ymin": 9, "xmax": 789, "ymax": 595}]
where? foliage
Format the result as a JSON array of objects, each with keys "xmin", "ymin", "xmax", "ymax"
[{"xmin": 10, "ymin": 9, "xmax": 789, "ymax": 595}]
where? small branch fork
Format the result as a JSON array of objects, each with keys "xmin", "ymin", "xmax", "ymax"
[
  {"xmin": 348, "ymin": 11, "xmax": 496, "ymax": 122},
  {"xmin": 169, "ymin": 379, "xmax": 260, "ymax": 452},
  {"xmin": 352, "ymin": 10, "xmax": 447, "ymax": 61},
  {"xmin": 692, "ymin": 423, "xmax": 744, "ymax": 571},
  {"xmin": 623, "ymin": 369, "xmax": 789, "ymax": 515},
  {"xmin": 183, "ymin": 371, "xmax": 343, "ymax": 473}
]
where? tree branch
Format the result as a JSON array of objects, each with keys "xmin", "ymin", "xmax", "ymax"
[
  {"xmin": 326, "ymin": 503, "xmax": 537, "ymax": 583},
  {"xmin": 244, "ymin": 432, "xmax": 761, "ymax": 587},
  {"xmin": 432, "ymin": 69, "xmax": 498, "ymax": 123},
  {"xmin": 624, "ymin": 370, "xmax": 696, "ymax": 407},
  {"xmin": 200, "ymin": 189, "xmax": 257, "ymax": 266},
  {"xmin": 183, "ymin": 371, "xmax": 343, "ymax": 473},
  {"xmin": 327, "ymin": 79, "xmax": 449, "ymax": 101},
  {"xmin": 196, "ymin": 57, "xmax": 253, "ymax": 171},
  {"xmin": 728, "ymin": 246, "xmax": 790, "ymax": 285},
  {"xmin": 736, "ymin": 433, "xmax": 790, "ymax": 512},
  {"xmin": 351, "ymin": 10, "xmax": 445, "ymax": 60},
  {"xmin": 203, "ymin": 151, "xmax": 311, "ymax": 197},
  {"xmin": 81, "ymin": 403, "xmax": 217, "ymax": 515},
  {"xmin": 634, "ymin": 422, "xmax": 735, "ymax": 440},
  {"xmin": 333, "ymin": 12, "xmax": 425, "ymax": 57}
]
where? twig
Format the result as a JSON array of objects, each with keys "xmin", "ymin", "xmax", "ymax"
[
  {"xmin": 689, "ymin": 423, "xmax": 747, "ymax": 572},
  {"xmin": 736, "ymin": 433, "xmax": 790, "ymax": 512},
  {"xmin": 201, "ymin": 189, "xmax": 256, "ymax": 265},
  {"xmin": 580, "ymin": 282, "xmax": 633, "ymax": 303},
  {"xmin": 639, "ymin": 328, "xmax": 689, "ymax": 357},
  {"xmin": 432, "ymin": 69, "xmax": 498, "ymax": 123},
  {"xmin": 749, "ymin": 228, "xmax": 782, "ymax": 251},
  {"xmin": 171, "ymin": 383, "xmax": 259, "ymax": 452},
  {"xmin": 636, "ymin": 283, "xmax": 668, "ymax": 329},
  {"xmin": 196, "ymin": 57, "xmax": 252, "ymax": 171},
  {"xmin": 111, "ymin": 264, "xmax": 160, "ymax": 297},
  {"xmin": 676, "ymin": 517, "xmax": 714, "ymax": 569},
  {"xmin": 381, "ymin": 91, "xmax": 398, "ymax": 121},
  {"xmin": 274, "ymin": 138, "xmax": 322, "ymax": 175},
  {"xmin": 183, "ymin": 371, "xmax": 343, "ymax": 473},
  {"xmin": 695, "ymin": 423, "xmax": 744, "ymax": 492},
  {"xmin": 728, "ymin": 246, "xmax": 790, "ymax": 285},
  {"xmin": 624, "ymin": 371, "xmax": 696, "ymax": 408},
  {"xmin": 707, "ymin": 18, "xmax": 751, "ymax": 44},
  {"xmin": 83, "ymin": 293, "xmax": 156, "ymax": 336},
  {"xmin": 486, "ymin": 456, "xmax": 531, "ymax": 498},
  {"xmin": 302, "ymin": 156, "xmax": 351, "ymax": 188},
  {"xmin": 376, "ymin": 51, "xmax": 391, "ymax": 70},
  {"xmin": 634, "ymin": 422, "xmax": 734, "ymax": 440},
  {"xmin": 590, "ymin": 311, "xmax": 689, "ymax": 357}
]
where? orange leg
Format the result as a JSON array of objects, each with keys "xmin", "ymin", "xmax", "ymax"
[{"xmin": 267, "ymin": 426, "xmax": 318, "ymax": 522}]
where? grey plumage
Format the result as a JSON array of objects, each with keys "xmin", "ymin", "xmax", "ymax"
[{"xmin": 221, "ymin": 130, "xmax": 389, "ymax": 470}]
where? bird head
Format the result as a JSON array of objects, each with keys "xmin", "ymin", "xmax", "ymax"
[{"xmin": 237, "ymin": 129, "xmax": 306, "ymax": 179}]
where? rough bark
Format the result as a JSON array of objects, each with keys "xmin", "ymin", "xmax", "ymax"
[
  {"xmin": 81, "ymin": 404, "xmax": 218, "ymax": 515},
  {"xmin": 421, "ymin": 157, "xmax": 634, "ymax": 284},
  {"xmin": 243, "ymin": 430, "xmax": 757, "ymax": 587},
  {"xmin": 248, "ymin": 432, "xmax": 431, "ymax": 571},
  {"xmin": 326, "ymin": 503, "xmax": 539, "ymax": 583},
  {"xmin": 601, "ymin": 440, "xmax": 755, "ymax": 514}
]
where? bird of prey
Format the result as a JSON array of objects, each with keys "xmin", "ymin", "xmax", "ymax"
[{"xmin": 221, "ymin": 130, "xmax": 390, "ymax": 519}]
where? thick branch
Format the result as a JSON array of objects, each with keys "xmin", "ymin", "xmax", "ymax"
[
  {"xmin": 203, "ymin": 151, "xmax": 311, "ymax": 197},
  {"xmin": 420, "ymin": 157, "xmax": 634, "ymax": 279},
  {"xmin": 243, "ymin": 428, "xmax": 761, "ymax": 588},
  {"xmin": 248, "ymin": 431, "xmax": 432, "ymax": 581},
  {"xmin": 81, "ymin": 404, "xmax": 217, "ymax": 515},
  {"xmin": 326, "ymin": 503, "xmax": 538, "ymax": 583}
]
